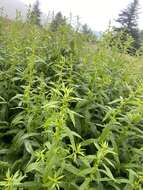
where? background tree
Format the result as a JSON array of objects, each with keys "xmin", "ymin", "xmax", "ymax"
[
  {"xmin": 139, "ymin": 30, "xmax": 143, "ymax": 42},
  {"xmin": 81, "ymin": 24, "xmax": 96, "ymax": 42},
  {"xmin": 115, "ymin": 0, "xmax": 140, "ymax": 52},
  {"xmin": 50, "ymin": 12, "xmax": 66, "ymax": 32},
  {"xmin": 27, "ymin": 0, "xmax": 41, "ymax": 26},
  {"xmin": 82, "ymin": 24, "xmax": 92, "ymax": 35}
]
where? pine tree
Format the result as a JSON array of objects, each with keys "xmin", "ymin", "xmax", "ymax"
[
  {"xmin": 115, "ymin": 0, "xmax": 140, "ymax": 51},
  {"xmin": 81, "ymin": 24, "xmax": 96, "ymax": 42},
  {"xmin": 50, "ymin": 12, "xmax": 66, "ymax": 32},
  {"xmin": 28, "ymin": 0, "xmax": 41, "ymax": 26},
  {"xmin": 82, "ymin": 24, "xmax": 92, "ymax": 35},
  {"xmin": 140, "ymin": 30, "xmax": 143, "ymax": 42}
]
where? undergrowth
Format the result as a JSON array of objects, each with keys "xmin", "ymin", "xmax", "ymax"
[{"xmin": 0, "ymin": 16, "xmax": 143, "ymax": 190}]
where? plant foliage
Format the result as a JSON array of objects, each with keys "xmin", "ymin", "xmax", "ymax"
[{"xmin": 0, "ymin": 14, "xmax": 143, "ymax": 190}]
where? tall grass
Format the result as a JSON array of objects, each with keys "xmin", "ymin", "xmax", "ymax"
[{"xmin": 0, "ymin": 16, "xmax": 143, "ymax": 190}]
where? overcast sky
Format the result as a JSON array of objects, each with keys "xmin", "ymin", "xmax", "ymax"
[{"xmin": 20, "ymin": 0, "xmax": 143, "ymax": 31}]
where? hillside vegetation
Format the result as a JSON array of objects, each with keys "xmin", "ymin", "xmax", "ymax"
[{"xmin": 0, "ymin": 17, "xmax": 143, "ymax": 190}]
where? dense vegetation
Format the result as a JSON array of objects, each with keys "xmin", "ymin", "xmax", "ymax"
[{"xmin": 1, "ymin": 12, "xmax": 143, "ymax": 190}]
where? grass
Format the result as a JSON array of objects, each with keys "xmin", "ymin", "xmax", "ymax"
[{"xmin": 0, "ymin": 16, "xmax": 143, "ymax": 190}]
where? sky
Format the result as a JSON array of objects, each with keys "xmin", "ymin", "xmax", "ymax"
[{"xmin": 20, "ymin": 0, "xmax": 143, "ymax": 31}]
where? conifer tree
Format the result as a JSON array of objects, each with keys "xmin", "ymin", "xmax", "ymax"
[
  {"xmin": 50, "ymin": 12, "xmax": 66, "ymax": 32},
  {"xmin": 115, "ymin": 0, "xmax": 140, "ymax": 51},
  {"xmin": 28, "ymin": 0, "xmax": 41, "ymax": 26},
  {"xmin": 82, "ymin": 24, "xmax": 92, "ymax": 35}
]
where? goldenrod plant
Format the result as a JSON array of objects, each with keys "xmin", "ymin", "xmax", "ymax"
[{"xmin": 0, "ymin": 13, "xmax": 143, "ymax": 190}]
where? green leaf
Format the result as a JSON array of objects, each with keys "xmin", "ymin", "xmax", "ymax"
[
  {"xmin": 67, "ymin": 109, "xmax": 76, "ymax": 127},
  {"xmin": 79, "ymin": 178, "xmax": 90, "ymax": 190},
  {"xmin": 64, "ymin": 164, "xmax": 80, "ymax": 176},
  {"xmin": 102, "ymin": 164, "xmax": 116, "ymax": 181},
  {"xmin": 99, "ymin": 126, "xmax": 111, "ymax": 144},
  {"xmin": 24, "ymin": 140, "xmax": 34, "ymax": 154}
]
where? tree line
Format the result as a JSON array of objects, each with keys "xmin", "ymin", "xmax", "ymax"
[{"xmin": 28, "ymin": 0, "xmax": 143, "ymax": 53}]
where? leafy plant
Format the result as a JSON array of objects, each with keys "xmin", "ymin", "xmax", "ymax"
[{"xmin": 0, "ymin": 13, "xmax": 143, "ymax": 190}]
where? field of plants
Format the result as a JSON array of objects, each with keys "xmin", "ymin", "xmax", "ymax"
[{"xmin": 1, "ymin": 17, "xmax": 143, "ymax": 190}]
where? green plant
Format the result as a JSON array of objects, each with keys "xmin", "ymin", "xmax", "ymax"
[{"xmin": 0, "ymin": 14, "xmax": 143, "ymax": 190}]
